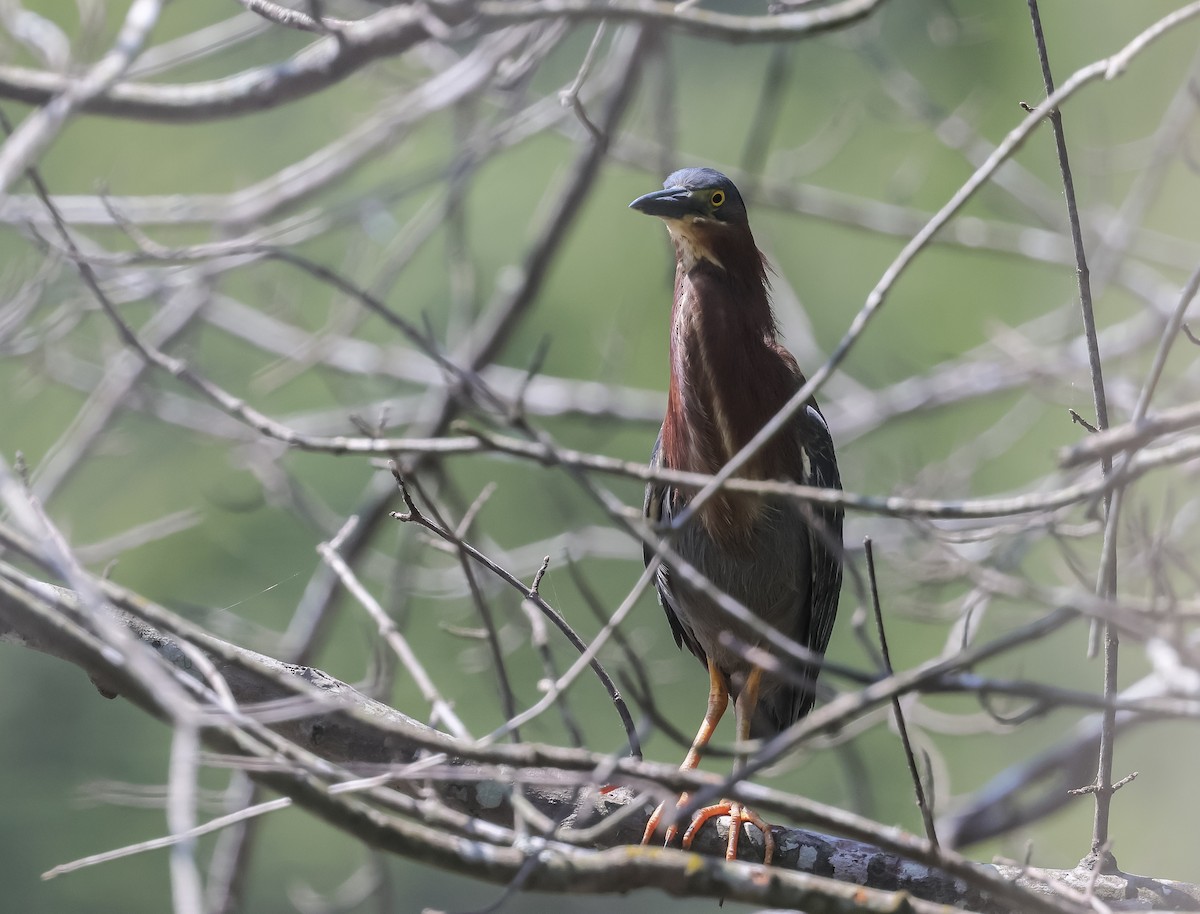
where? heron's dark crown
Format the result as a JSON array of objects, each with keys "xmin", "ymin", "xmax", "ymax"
[{"xmin": 629, "ymin": 167, "xmax": 749, "ymax": 226}]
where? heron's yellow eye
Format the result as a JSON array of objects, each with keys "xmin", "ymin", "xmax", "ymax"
[{"xmin": 711, "ymin": 190, "xmax": 726, "ymax": 208}]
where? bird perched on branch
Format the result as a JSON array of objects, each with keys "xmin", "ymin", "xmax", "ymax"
[{"xmin": 629, "ymin": 168, "xmax": 843, "ymax": 864}]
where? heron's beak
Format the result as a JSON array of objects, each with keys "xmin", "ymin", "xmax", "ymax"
[{"xmin": 629, "ymin": 186, "xmax": 698, "ymax": 219}]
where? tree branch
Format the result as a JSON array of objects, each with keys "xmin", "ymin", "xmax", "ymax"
[{"xmin": 2, "ymin": 552, "xmax": 1197, "ymax": 912}]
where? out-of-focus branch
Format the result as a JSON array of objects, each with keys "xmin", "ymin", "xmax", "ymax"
[
  {"xmin": 473, "ymin": 0, "xmax": 888, "ymax": 41},
  {"xmin": 0, "ymin": 0, "xmax": 162, "ymax": 194},
  {"xmin": 0, "ymin": 4, "xmax": 470, "ymax": 120},
  {"xmin": 0, "ymin": 0, "xmax": 886, "ymax": 122},
  {"xmin": 1061, "ymin": 399, "xmax": 1200, "ymax": 468},
  {"xmin": 937, "ymin": 683, "xmax": 1151, "ymax": 849}
]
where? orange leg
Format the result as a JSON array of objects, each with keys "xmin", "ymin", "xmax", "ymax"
[
  {"xmin": 680, "ymin": 667, "xmax": 775, "ymax": 864},
  {"xmin": 641, "ymin": 659, "xmax": 728, "ymax": 847}
]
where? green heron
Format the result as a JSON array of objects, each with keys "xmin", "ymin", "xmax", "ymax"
[{"xmin": 630, "ymin": 168, "xmax": 843, "ymax": 864}]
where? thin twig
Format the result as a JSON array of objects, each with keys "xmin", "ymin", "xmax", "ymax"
[
  {"xmin": 1025, "ymin": 0, "xmax": 1120, "ymax": 862},
  {"xmin": 407, "ymin": 475, "xmax": 525, "ymax": 743},
  {"xmin": 389, "ymin": 466, "xmax": 641, "ymax": 758},
  {"xmin": 316, "ymin": 520, "xmax": 472, "ymax": 740},
  {"xmin": 864, "ymin": 537, "xmax": 939, "ymax": 848}
]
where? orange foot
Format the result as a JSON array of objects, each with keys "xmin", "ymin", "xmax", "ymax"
[
  {"xmin": 643, "ymin": 795, "xmax": 775, "ymax": 864},
  {"xmin": 641, "ymin": 793, "xmax": 689, "ymax": 850}
]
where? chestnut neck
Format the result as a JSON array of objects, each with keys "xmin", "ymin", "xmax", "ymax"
[{"xmin": 661, "ymin": 228, "xmax": 799, "ymax": 490}]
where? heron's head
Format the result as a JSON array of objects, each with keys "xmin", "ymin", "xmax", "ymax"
[{"xmin": 629, "ymin": 168, "xmax": 753, "ymax": 271}]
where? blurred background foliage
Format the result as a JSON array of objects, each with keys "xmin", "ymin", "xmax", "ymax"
[{"xmin": 2, "ymin": 1, "xmax": 1199, "ymax": 911}]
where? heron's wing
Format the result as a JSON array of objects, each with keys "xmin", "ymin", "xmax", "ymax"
[
  {"xmin": 756, "ymin": 402, "xmax": 844, "ymax": 734},
  {"xmin": 798, "ymin": 403, "xmax": 844, "ymax": 663},
  {"xmin": 644, "ymin": 429, "xmax": 707, "ymax": 664}
]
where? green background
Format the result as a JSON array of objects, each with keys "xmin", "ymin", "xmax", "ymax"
[{"xmin": 2, "ymin": 2, "xmax": 1198, "ymax": 911}]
